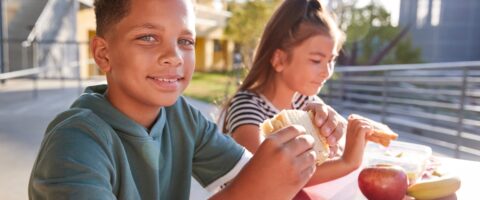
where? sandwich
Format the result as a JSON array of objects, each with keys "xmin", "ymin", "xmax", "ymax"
[
  {"xmin": 260, "ymin": 110, "xmax": 330, "ymax": 165},
  {"xmin": 260, "ymin": 110, "xmax": 398, "ymax": 165},
  {"xmin": 349, "ymin": 114, "xmax": 398, "ymax": 147}
]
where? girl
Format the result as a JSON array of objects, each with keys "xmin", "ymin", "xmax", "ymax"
[{"xmin": 223, "ymin": 0, "xmax": 370, "ymax": 184}]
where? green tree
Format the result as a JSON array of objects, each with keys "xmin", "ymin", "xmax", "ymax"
[
  {"xmin": 225, "ymin": 0, "xmax": 281, "ymax": 67},
  {"xmin": 333, "ymin": 2, "xmax": 422, "ymax": 65}
]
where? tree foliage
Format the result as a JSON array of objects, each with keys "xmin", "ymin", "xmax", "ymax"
[
  {"xmin": 225, "ymin": 0, "xmax": 422, "ymax": 67},
  {"xmin": 333, "ymin": 2, "xmax": 422, "ymax": 65},
  {"xmin": 225, "ymin": 0, "xmax": 281, "ymax": 67}
]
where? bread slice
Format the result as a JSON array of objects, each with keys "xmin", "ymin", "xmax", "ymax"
[
  {"xmin": 349, "ymin": 114, "xmax": 398, "ymax": 147},
  {"xmin": 260, "ymin": 110, "xmax": 330, "ymax": 165}
]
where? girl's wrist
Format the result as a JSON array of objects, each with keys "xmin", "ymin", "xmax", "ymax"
[{"xmin": 340, "ymin": 155, "xmax": 362, "ymax": 172}]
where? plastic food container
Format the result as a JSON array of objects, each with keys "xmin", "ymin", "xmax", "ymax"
[{"xmin": 364, "ymin": 141, "xmax": 432, "ymax": 183}]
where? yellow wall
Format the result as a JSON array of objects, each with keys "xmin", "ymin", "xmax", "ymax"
[
  {"xmin": 195, "ymin": 38, "xmax": 236, "ymax": 72},
  {"xmin": 195, "ymin": 37, "xmax": 206, "ymax": 71},
  {"xmin": 212, "ymin": 40, "xmax": 225, "ymax": 71},
  {"xmin": 76, "ymin": 8, "xmax": 97, "ymax": 78}
]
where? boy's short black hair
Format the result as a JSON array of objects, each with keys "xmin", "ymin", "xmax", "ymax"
[{"xmin": 94, "ymin": 0, "xmax": 131, "ymax": 36}]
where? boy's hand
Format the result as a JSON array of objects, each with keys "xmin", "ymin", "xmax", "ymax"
[
  {"xmin": 220, "ymin": 125, "xmax": 316, "ymax": 200},
  {"xmin": 341, "ymin": 115, "xmax": 374, "ymax": 169},
  {"xmin": 304, "ymin": 102, "xmax": 347, "ymax": 156},
  {"xmin": 257, "ymin": 125, "xmax": 317, "ymax": 184}
]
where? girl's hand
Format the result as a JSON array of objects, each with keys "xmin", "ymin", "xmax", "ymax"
[
  {"xmin": 342, "ymin": 114, "xmax": 374, "ymax": 168},
  {"xmin": 304, "ymin": 102, "xmax": 347, "ymax": 157}
]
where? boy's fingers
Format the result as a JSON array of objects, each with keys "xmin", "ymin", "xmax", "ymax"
[
  {"xmin": 282, "ymin": 134, "xmax": 315, "ymax": 156},
  {"xmin": 297, "ymin": 149, "xmax": 317, "ymax": 167},
  {"xmin": 300, "ymin": 164, "xmax": 316, "ymax": 181},
  {"xmin": 269, "ymin": 125, "xmax": 306, "ymax": 144}
]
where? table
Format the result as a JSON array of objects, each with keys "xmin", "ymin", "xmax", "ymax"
[{"xmin": 299, "ymin": 156, "xmax": 480, "ymax": 200}]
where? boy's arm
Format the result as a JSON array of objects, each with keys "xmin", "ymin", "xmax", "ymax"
[
  {"xmin": 209, "ymin": 125, "xmax": 317, "ymax": 200},
  {"xmin": 29, "ymin": 128, "xmax": 116, "ymax": 200}
]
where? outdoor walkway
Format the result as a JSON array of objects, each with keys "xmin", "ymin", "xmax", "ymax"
[{"xmin": 0, "ymin": 78, "xmax": 218, "ymax": 200}]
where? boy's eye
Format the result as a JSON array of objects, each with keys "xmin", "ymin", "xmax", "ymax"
[
  {"xmin": 178, "ymin": 39, "xmax": 195, "ymax": 46},
  {"xmin": 138, "ymin": 35, "xmax": 156, "ymax": 42},
  {"xmin": 310, "ymin": 59, "xmax": 322, "ymax": 64}
]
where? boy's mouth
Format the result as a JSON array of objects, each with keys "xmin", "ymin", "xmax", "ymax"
[
  {"xmin": 147, "ymin": 76, "xmax": 184, "ymax": 82},
  {"xmin": 147, "ymin": 75, "xmax": 185, "ymax": 91}
]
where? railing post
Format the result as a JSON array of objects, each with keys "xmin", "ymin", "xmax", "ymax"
[
  {"xmin": 339, "ymin": 72, "xmax": 345, "ymax": 111},
  {"xmin": 22, "ymin": 44, "xmax": 27, "ymax": 68},
  {"xmin": 32, "ymin": 41, "xmax": 38, "ymax": 98},
  {"xmin": 381, "ymin": 71, "xmax": 388, "ymax": 123},
  {"xmin": 60, "ymin": 42, "xmax": 65, "ymax": 89},
  {"xmin": 455, "ymin": 67, "xmax": 468, "ymax": 158},
  {"xmin": 0, "ymin": 0, "xmax": 4, "ymax": 85},
  {"xmin": 77, "ymin": 42, "xmax": 82, "ymax": 95},
  {"xmin": 33, "ymin": 74, "xmax": 38, "ymax": 98}
]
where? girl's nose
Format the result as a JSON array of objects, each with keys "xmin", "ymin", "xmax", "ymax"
[
  {"xmin": 318, "ymin": 62, "xmax": 334, "ymax": 80},
  {"xmin": 325, "ymin": 62, "xmax": 335, "ymax": 78}
]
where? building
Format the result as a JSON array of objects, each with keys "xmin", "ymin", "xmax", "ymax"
[
  {"xmin": 2, "ymin": 0, "xmax": 235, "ymax": 79},
  {"xmin": 398, "ymin": 0, "xmax": 480, "ymax": 62}
]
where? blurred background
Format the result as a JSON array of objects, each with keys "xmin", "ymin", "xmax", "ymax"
[{"xmin": 0, "ymin": 0, "xmax": 479, "ymax": 199}]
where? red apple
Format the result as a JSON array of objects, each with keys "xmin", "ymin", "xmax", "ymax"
[{"xmin": 358, "ymin": 164, "xmax": 408, "ymax": 200}]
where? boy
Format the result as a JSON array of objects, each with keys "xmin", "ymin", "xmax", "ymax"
[{"xmin": 29, "ymin": 0, "xmax": 329, "ymax": 199}]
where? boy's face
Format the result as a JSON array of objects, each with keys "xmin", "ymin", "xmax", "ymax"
[{"xmin": 95, "ymin": 0, "xmax": 195, "ymax": 108}]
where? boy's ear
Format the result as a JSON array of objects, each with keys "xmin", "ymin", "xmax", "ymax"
[
  {"xmin": 91, "ymin": 36, "xmax": 111, "ymax": 73},
  {"xmin": 271, "ymin": 49, "xmax": 286, "ymax": 72}
]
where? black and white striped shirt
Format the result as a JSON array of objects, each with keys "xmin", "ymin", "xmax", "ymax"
[{"xmin": 224, "ymin": 90, "xmax": 321, "ymax": 134}]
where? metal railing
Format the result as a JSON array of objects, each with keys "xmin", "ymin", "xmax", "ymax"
[
  {"xmin": 0, "ymin": 40, "xmax": 90, "ymax": 97},
  {"xmin": 320, "ymin": 61, "xmax": 480, "ymax": 161}
]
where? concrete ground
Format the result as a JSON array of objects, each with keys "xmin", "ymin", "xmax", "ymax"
[{"xmin": 0, "ymin": 78, "xmax": 218, "ymax": 200}]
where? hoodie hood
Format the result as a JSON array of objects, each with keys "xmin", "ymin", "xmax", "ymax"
[{"xmin": 67, "ymin": 84, "xmax": 166, "ymax": 138}]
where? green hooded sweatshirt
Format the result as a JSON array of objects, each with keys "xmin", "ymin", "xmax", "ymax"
[{"xmin": 29, "ymin": 85, "xmax": 245, "ymax": 200}]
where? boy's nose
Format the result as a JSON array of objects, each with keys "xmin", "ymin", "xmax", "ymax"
[
  {"xmin": 161, "ymin": 57, "xmax": 182, "ymax": 67},
  {"xmin": 159, "ymin": 50, "xmax": 183, "ymax": 67}
]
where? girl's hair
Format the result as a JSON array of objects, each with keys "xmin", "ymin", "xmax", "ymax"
[{"xmin": 221, "ymin": 0, "xmax": 345, "ymax": 133}]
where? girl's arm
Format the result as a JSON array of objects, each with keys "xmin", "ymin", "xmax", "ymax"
[
  {"xmin": 305, "ymin": 158, "xmax": 359, "ymax": 185},
  {"xmin": 231, "ymin": 125, "xmax": 265, "ymax": 153}
]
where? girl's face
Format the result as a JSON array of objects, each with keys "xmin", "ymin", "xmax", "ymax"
[{"xmin": 274, "ymin": 34, "xmax": 337, "ymax": 96}]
